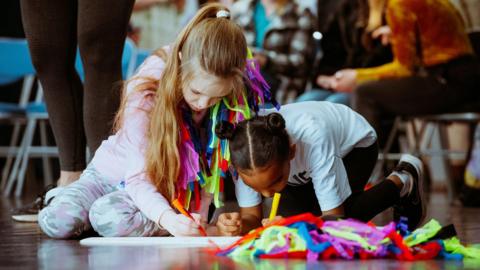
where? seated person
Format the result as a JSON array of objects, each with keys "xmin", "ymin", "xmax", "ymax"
[
  {"xmin": 299, "ymin": 0, "xmax": 392, "ymax": 106},
  {"xmin": 317, "ymin": 0, "xmax": 480, "ymax": 143},
  {"xmin": 231, "ymin": 0, "xmax": 316, "ymax": 103}
]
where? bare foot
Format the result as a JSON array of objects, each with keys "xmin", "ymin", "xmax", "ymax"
[{"xmin": 57, "ymin": 171, "xmax": 82, "ymax": 187}]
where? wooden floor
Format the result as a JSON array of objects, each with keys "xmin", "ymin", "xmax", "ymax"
[{"xmin": 1, "ymin": 189, "xmax": 480, "ymax": 269}]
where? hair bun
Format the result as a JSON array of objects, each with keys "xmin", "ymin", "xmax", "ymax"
[
  {"xmin": 215, "ymin": 121, "xmax": 235, "ymax": 140},
  {"xmin": 266, "ymin": 113, "xmax": 285, "ymax": 133}
]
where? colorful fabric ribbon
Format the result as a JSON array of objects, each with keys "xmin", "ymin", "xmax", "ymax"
[
  {"xmin": 176, "ymin": 48, "xmax": 277, "ymax": 210},
  {"xmin": 216, "ymin": 213, "xmax": 480, "ymax": 261}
]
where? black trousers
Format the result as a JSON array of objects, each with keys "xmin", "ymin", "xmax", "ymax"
[
  {"xmin": 21, "ymin": 0, "xmax": 134, "ymax": 170},
  {"xmin": 353, "ymin": 56, "xmax": 480, "ymax": 144},
  {"xmin": 277, "ymin": 142, "xmax": 401, "ymax": 222}
]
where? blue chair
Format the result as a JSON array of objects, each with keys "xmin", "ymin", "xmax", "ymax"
[
  {"xmin": 0, "ymin": 38, "xmax": 35, "ymax": 84},
  {"xmin": 134, "ymin": 48, "xmax": 151, "ymax": 72},
  {"xmin": 2, "ymin": 38, "xmax": 138, "ymax": 196},
  {"xmin": 0, "ymin": 38, "xmax": 35, "ymax": 118},
  {"xmin": 0, "ymin": 38, "xmax": 54, "ymax": 194}
]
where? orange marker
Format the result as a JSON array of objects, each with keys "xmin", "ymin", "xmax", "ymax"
[{"xmin": 172, "ymin": 199, "xmax": 208, "ymax": 236}]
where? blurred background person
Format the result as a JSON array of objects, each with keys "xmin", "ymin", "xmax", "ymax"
[
  {"xmin": 130, "ymin": 0, "xmax": 198, "ymax": 50},
  {"xmin": 231, "ymin": 0, "xmax": 316, "ymax": 104},
  {"xmin": 297, "ymin": 0, "xmax": 393, "ymax": 106},
  {"xmin": 317, "ymin": 0, "xmax": 480, "ymax": 192},
  {"xmin": 318, "ymin": 0, "xmax": 479, "ymax": 144}
]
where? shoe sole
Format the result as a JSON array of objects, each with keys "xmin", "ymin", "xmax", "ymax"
[
  {"xmin": 12, "ymin": 214, "xmax": 38, "ymax": 223},
  {"xmin": 400, "ymin": 154, "xmax": 427, "ymax": 229}
]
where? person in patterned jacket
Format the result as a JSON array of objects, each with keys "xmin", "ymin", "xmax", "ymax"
[{"xmin": 231, "ymin": 0, "xmax": 317, "ymax": 103}]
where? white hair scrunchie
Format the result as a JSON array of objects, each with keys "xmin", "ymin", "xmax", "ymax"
[{"xmin": 216, "ymin": 10, "xmax": 230, "ymax": 19}]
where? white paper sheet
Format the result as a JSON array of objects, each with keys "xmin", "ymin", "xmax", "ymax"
[{"xmin": 80, "ymin": 236, "xmax": 240, "ymax": 248}]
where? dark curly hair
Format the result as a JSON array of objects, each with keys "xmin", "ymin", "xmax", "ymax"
[{"xmin": 215, "ymin": 113, "xmax": 291, "ymax": 170}]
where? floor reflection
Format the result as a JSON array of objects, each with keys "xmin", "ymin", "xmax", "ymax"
[
  {"xmin": 36, "ymin": 239, "xmax": 478, "ymax": 270},
  {"xmin": 2, "ymin": 190, "xmax": 479, "ymax": 270}
]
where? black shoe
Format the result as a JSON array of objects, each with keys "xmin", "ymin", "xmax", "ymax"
[
  {"xmin": 393, "ymin": 154, "xmax": 426, "ymax": 231},
  {"xmin": 11, "ymin": 184, "xmax": 57, "ymax": 222}
]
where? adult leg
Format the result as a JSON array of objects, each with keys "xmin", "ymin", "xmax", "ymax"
[
  {"xmin": 89, "ymin": 190, "xmax": 167, "ymax": 237},
  {"xmin": 352, "ymin": 76, "xmax": 456, "ymax": 142},
  {"xmin": 38, "ymin": 165, "xmax": 115, "ymax": 238},
  {"xmin": 77, "ymin": 0, "xmax": 134, "ymax": 153},
  {"xmin": 21, "ymin": 0, "xmax": 86, "ymax": 177}
]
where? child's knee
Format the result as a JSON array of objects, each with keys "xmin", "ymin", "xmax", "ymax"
[
  {"xmin": 89, "ymin": 193, "xmax": 158, "ymax": 237},
  {"xmin": 38, "ymin": 202, "xmax": 89, "ymax": 239},
  {"xmin": 89, "ymin": 194, "xmax": 133, "ymax": 237}
]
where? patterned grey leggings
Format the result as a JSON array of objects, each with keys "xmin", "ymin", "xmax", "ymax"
[{"xmin": 39, "ymin": 165, "xmax": 166, "ymax": 239}]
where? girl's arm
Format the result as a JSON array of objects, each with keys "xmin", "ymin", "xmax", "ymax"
[
  {"xmin": 240, "ymin": 204, "xmax": 263, "ymax": 234},
  {"xmin": 118, "ymin": 55, "xmax": 174, "ymax": 229},
  {"xmin": 321, "ymin": 205, "xmax": 345, "ymax": 217},
  {"xmin": 215, "ymin": 204, "xmax": 262, "ymax": 236},
  {"xmin": 227, "ymin": 173, "xmax": 263, "ymax": 234}
]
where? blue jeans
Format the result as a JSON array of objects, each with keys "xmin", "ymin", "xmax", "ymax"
[{"xmin": 295, "ymin": 89, "xmax": 351, "ymax": 106}]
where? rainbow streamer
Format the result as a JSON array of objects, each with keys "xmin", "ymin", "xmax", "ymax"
[
  {"xmin": 216, "ymin": 213, "xmax": 480, "ymax": 261},
  {"xmin": 175, "ymin": 49, "xmax": 278, "ymax": 210}
]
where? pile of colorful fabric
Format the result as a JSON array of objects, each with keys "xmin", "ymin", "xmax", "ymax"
[{"xmin": 216, "ymin": 213, "xmax": 480, "ymax": 261}]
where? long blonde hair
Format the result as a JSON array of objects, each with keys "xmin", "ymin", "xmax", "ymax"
[{"xmin": 115, "ymin": 3, "xmax": 247, "ymax": 201}]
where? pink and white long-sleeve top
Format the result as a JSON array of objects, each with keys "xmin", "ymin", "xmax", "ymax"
[{"xmin": 91, "ymin": 53, "xmax": 212, "ymax": 224}]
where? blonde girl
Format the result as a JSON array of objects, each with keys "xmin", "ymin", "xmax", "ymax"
[{"xmin": 38, "ymin": 3, "xmax": 274, "ymax": 238}]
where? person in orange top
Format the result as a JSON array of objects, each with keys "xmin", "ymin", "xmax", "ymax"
[{"xmin": 317, "ymin": 0, "xmax": 480, "ymax": 141}]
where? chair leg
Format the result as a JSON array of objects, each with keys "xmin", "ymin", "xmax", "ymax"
[
  {"xmin": 39, "ymin": 120, "xmax": 53, "ymax": 186},
  {"xmin": 1, "ymin": 122, "xmax": 23, "ymax": 190},
  {"xmin": 369, "ymin": 116, "xmax": 402, "ymax": 183},
  {"xmin": 437, "ymin": 123, "xmax": 455, "ymax": 204},
  {"xmin": 1, "ymin": 76, "xmax": 35, "ymax": 191},
  {"xmin": 420, "ymin": 123, "xmax": 435, "ymax": 154},
  {"xmin": 408, "ymin": 119, "xmax": 421, "ymax": 155},
  {"xmin": 15, "ymin": 118, "xmax": 38, "ymax": 197},
  {"xmin": 3, "ymin": 119, "xmax": 35, "ymax": 196},
  {"xmin": 383, "ymin": 116, "xmax": 402, "ymax": 158}
]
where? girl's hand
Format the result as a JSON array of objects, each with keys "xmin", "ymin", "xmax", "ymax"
[
  {"xmin": 330, "ymin": 69, "xmax": 357, "ymax": 93},
  {"xmin": 159, "ymin": 210, "xmax": 203, "ymax": 237},
  {"xmin": 216, "ymin": 212, "xmax": 242, "ymax": 236},
  {"xmin": 261, "ymin": 215, "xmax": 283, "ymax": 227}
]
